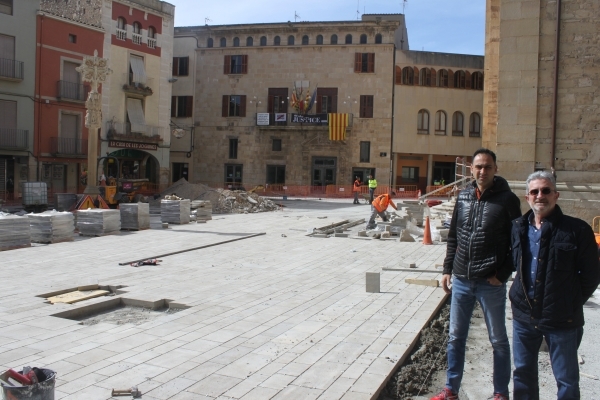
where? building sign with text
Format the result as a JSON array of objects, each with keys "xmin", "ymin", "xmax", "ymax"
[
  {"xmin": 108, "ymin": 140, "xmax": 158, "ymax": 151},
  {"xmin": 291, "ymin": 113, "xmax": 328, "ymax": 124}
]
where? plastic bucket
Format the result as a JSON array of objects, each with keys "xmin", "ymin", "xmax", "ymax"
[{"xmin": 1, "ymin": 369, "xmax": 56, "ymax": 400}]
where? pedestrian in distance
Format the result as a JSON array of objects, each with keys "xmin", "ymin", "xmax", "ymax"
[
  {"xmin": 510, "ymin": 171, "xmax": 600, "ymax": 400},
  {"xmin": 431, "ymin": 148, "xmax": 521, "ymax": 400},
  {"xmin": 366, "ymin": 191, "xmax": 397, "ymax": 229},
  {"xmin": 368, "ymin": 174, "xmax": 377, "ymax": 204},
  {"xmin": 353, "ymin": 176, "xmax": 362, "ymax": 204}
]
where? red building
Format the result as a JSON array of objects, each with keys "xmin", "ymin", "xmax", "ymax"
[{"xmin": 34, "ymin": 11, "xmax": 104, "ymax": 195}]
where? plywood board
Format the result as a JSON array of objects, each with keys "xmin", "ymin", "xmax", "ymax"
[
  {"xmin": 47, "ymin": 290, "xmax": 109, "ymax": 304},
  {"xmin": 405, "ymin": 278, "xmax": 439, "ymax": 287}
]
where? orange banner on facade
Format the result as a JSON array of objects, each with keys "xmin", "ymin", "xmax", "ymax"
[{"xmin": 328, "ymin": 113, "xmax": 348, "ymax": 141}]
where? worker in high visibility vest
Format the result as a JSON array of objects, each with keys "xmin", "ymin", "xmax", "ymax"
[
  {"xmin": 366, "ymin": 191, "xmax": 397, "ymax": 229},
  {"xmin": 368, "ymin": 174, "xmax": 377, "ymax": 203}
]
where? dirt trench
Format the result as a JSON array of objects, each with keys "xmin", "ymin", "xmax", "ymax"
[{"xmin": 378, "ymin": 301, "xmax": 450, "ymax": 400}]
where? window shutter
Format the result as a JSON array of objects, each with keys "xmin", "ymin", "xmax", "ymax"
[
  {"xmin": 241, "ymin": 55, "xmax": 248, "ymax": 74},
  {"xmin": 395, "ymin": 66, "xmax": 401, "ymax": 85},
  {"xmin": 354, "ymin": 53, "xmax": 361, "ymax": 73},
  {"xmin": 431, "ymin": 68, "xmax": 437, "ymax": 87},
  {"xmin": 222, "ymin": 95, "xmax": 229, "ymax": 117},
  {"xmin": 367, "ymin": 53, "xmax": 375, "ymax": 73},
  {"xmin": 171, "ymin": 96, "xmax": 176, "ymax": 117},
  {"xmin": 465, "ymin": 71, "xmax": 471, "ymax": 90},
  {"xmin": 413, "ymin": 67, "xmax": 419, "ymax": 86},
  {"xmin": 331, "ymin": 88, "xmax": 338, "ymax": 113},
  {"xmin": 448, "ymin": 69, "xmax": 455, "ymax": 88},
  {"xmin": 185, "ymin": 96, "xmax": 193, "ymax": 117},
  {"xmin": 223, "ymin": 55, "xmax": 231, "ymax": 74},
  {"xmin": 426, "ymin": 69, "xmax": 431, "ymax": 86},
  {"xmin": 267, "ymin": 95, "xmax": 274, "ymax": 113},
  {"xmin": 172, "ymin": 58, "xmax": 178, "ymax": 76},
  {"xmin": 240, "ymin": 95, "xmax": 246, "ymax": 117}
]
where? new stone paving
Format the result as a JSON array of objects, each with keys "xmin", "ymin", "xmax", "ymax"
[{"xmin": 0, "ymin": 199, "xmax": 448, "ymax": 399}]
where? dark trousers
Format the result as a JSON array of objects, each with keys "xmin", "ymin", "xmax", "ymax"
[
  {"xmin": 353, "ymin": 191, "xmax": 359, "ymax": 204},
  {"xmin": 369, "ymin": 188, "xmax": 376, "ymax": 203}
]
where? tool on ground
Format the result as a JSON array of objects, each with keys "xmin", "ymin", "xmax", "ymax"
[
  {"xmin": 3, "ymin": 368, "xmax": 39, "ymax": 386},
  {"xmin": 422, "ymin": 216, "xmax": 433, "ymax": 245},
  {"xmin": 111, "ymin": 386, "xmax": 141, "ymax": 397},
  {"xmin": 130, "ymin": 258, "xmax": 161, "ymax": 267}
]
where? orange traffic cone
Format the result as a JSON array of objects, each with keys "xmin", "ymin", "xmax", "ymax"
[{"xmin": 422, "ymin": 216, "xmax": 433, "ymax": 245}]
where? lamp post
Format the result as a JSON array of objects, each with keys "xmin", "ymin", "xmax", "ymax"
[{"xmin": 249, "ymin": 96, "xmax": 262, "ymax": 113}]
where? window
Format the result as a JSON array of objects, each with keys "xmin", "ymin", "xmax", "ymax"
[
  {"xmin": 354, "ymin": 53, "xmax": 375, "ymax": 73},
  {"xmin": 148, "ymin": 26, "xmax": 156, "ymax": 39},
  {"xmin": 402, "ymin": 66, "xmax": 414, "ymax": 85},
  {"xmin": 59, "ymin": 113, "xmax": 81, "ymax": 153},
  {"xmin": 375, "ymin": 33, "xmax": 382, "ymax": 44},
  {"xmin": 288, "ymin": 35, "xmax": 295, "ymax": 45},
  {"xmin": 469, "ymin": 113, "xmax": 481, "ymax": 137},
  {"xmin": 316, "ymin": 88, "xmax": 338, "ymax": 113},
  {"xmin": 223, "ymin": 55, "xmax": 248, "ymax": 74},
  {"xmin": 220, "ymin": 37, "xmax": 226, "ymax": 47},
  {"xmin": 345, "ymin": 34, "xmax": 352, "ymax": 44},
  {"xmin": 246, "ymin": 37, "xmax": 253, "ymax": 47},
  {"xmin": 131, "ymin": 22, "xmax": 142, "ymax": 44},
  {"xmin": 59, "ymin": 61, "xmax": 85, "ymax": 101},
  {"xmin": 419, "ymin": 68, "xmax": 431, "ymax": 86},
  {"xmin": 225, "ymin": 164, "xmax": 243, "ymax": 185},
  {"xmin": 172, "ymin": 57, "xmax": 189, "ymax": 76},
  {"xmin": 272, "ymin": 139, "xmax": 282, "ymax": 151},
  {"xmin": 260, "ymin": 36, "xmax": 267, "ymax": 46},
  {"xmin": 222, "ymin": 95, "xmax": 247, "ymax": 117},
  {"xmin": 471, "ymin": 71, "xmax": 483, "ymax": 90},
  {"xmin": 207, "ymin": 37, "xmax": 213, "ymax": 48},
  {"xmin": 402, "ymin": 167, "xmax": 419, "ymax": 182},
  {"xmin": 117, "ymin": 17, "xmax": 126, "ymax": 29},
  {"xmin": 171, "ymin": 96, "xmax": 193, "ymax": 118},
  {"xmin": 266, "ymin": 165, "xmax": 285, "ymax": 184},
  {"xmin": 331, "ymin": 34, "xmax": 338, "ymax": 44},
  {"xmin": 359, "ymin": 141, "xmax": 370, "ymax": 163},
  {"xmin": 360, "ymin": 34, "xmax": 367, "ymax": 44},
  {"xmin": 229, "ymin": 138, "xmax": 238, "ymax": 159},
  {"xmin": 435, "ymin": 111, "xmax": 447, "ymax": 135},
  {"xmin": 454, "ymin": 70, "xmax": 466, "ymax": 88},
  {"xmin": 316, "ymin": 35, "xmax": 323, "ymax": 45},
  {"xmin": 132, "ymin": 22, "xmax": 141, "ymax": 34},
  {"xmin": 359, "ymin": 95, "xmax": 373, "ymax": 118},
  {"xmin": 116, "ymin": 17, "xmax": 126, "ymax": 40},
  {"xmin": 0, "ymin": 100, "xmax": 17, "ymax": 129},
  {"xmin": 437, "ymin": 69, "xmax": 449, "ymax": 87},
  {"xmin": 68, "ymin": 34, "xmax": 77, "ymax": 43},
  {"xmin": 0, "ymin": 0, "xmax": 13, "ymax": 15},
  {"xmin": 274, "ymin": 36, "xmax": 280, "ymax": 45},
  {"xmin": 129, "ymin": 55, "xmax": 147, "ymax": 85},
  {"xmin": 233, "ymin": 37, "xmax": 240, "ymax": 47},
  {"xmin": 452, "ymin": 112, "xmax": 464, "ymax": 136},
  {"xmin": 417, "ymin": 109, "xmax": 429, "ymax": 134},
  {"xmin": 302, "ymin": 35, "xmax": 309, "ymax": 45}
]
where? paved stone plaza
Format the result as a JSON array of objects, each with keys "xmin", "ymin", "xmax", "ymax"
[{"xmin": 0, "ymin": 200, "xmax": 448, "ymax": 399}]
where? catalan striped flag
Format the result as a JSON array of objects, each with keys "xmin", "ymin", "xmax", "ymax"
[{"xmin": 328, "ymin": 113, "xmax": 348, "ymax": 141}]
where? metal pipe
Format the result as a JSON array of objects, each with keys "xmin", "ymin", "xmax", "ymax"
[{"xmin": 550, "ymin": 0, "xmax": 562, "ymax": 169}]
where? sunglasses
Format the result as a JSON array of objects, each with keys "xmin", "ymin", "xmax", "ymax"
[{"xmin": 528, "ymin": 187, "xmax": 553, "ymax": 196}]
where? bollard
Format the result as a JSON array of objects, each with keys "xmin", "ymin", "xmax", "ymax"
[{"xmin": 366, "ymin": 272, "xmax": 380, "ymax": 293}]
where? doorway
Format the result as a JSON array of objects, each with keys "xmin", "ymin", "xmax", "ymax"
[
  {"xmin": 172, "ymin": 162, "xmax": 188, "ymax": 183},
  {"xmin": 351, "ymin": 167, "xmax": 374, "ymax": 186},
  {"xmin": 224, "ymin": 164, "xmax": 243, "ymax": 189},
  {"xmin": 433, "ymin": 162, "xmax": 455, "ymax": 185},
  {"xmin": 312, "ymin": 157, "xmax": 336, "ymax": 191}
]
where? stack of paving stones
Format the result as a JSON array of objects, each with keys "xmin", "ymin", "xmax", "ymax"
[
  {"xmin": 161, "ymin": 199, "xmax": 190, "ymax": 224},
  {"xmin": 191, "ymin": 200, "xmax": 212, "ymax": 222},
  {"xmin": 401, "ymin": 201, "xmax": 425, "ymax": 226},
  {"xmin": 27, "ymin": 210, "xmax": 75, "ymax": 243},
  {"xmin": 0, "ymin": 213, "xmax": 31, "ymax": 251},
  {"xmin": 120, "ymin": 203, "xmax": 150, "ymax": 230},
  {"xmin": 77, "ymin": 209, "xmax": 121, "ymax": 236}
]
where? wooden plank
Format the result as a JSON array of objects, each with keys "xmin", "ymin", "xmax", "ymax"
[
  {"xmin": 47, "ymin": 290, "xmax": 109, "ymax": 304},
  {"xmin": 405, "ymin": 278, "xmax": 439, "ymax": 287}
]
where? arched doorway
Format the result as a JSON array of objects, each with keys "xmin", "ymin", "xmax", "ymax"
[{"xmin": 103, "ymin": 149, "xmax": 159, "ymax": 184}]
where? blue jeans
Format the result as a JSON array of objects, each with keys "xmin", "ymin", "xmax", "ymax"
[
  {"xmin": 446, "ymin": 276, "xmax": 511, "ymax": 396},
  {"xmin": 513, "ymin": 319, "xmax": 583, "ymax": 400}
]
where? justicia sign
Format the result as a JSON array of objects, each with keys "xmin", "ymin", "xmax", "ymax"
[{"xmin": 291, "ymin": 113, "xmax": 328, "ymax": 124}]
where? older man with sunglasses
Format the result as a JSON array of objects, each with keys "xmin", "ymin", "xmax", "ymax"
[{"xmin": 510, "ymin": 171, "xmax": 600, "ymax": 399}]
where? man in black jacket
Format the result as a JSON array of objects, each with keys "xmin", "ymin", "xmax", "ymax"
[
  {"xmin": 431, "ymin": 148, "xmax": 521, "ymax": 400},
  {"xmin": 510, "ymin": 171, "xmax": 599, "ymax": 400}
]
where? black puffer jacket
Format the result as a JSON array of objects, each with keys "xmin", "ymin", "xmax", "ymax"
[
  {"xmin": 509, "ymin": 206, "xmax": 600, "ymax": 330},
  {"xmin": 443, "ymin": 176, "xmax": 521, "ymax": 281}
]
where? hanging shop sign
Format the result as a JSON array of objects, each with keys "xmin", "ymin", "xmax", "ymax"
[{"xmin": 108, "ymin": 140, "xmax": 158, "ymax": 151}]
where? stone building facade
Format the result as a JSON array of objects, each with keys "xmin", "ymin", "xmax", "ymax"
[
  {"xmin": 173, "ymin": 15, "xmax": 406, "ymax": 189},
  {"xmin": 484, "ymin": 0, "xmax": 600, "ymax": 184}
]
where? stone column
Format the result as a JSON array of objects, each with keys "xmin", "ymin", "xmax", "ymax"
[{"xmin": 426, "ymin": 154, "xmax": 433, "ymax": 187}]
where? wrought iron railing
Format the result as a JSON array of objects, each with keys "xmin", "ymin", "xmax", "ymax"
[
  {"xmin": 0, "ymin": 58, "xmax": 24, "ymax": 80},
  {"xmin": 106, "ymin": 121, "xmax": 167, "ymax": 141},
  {"xmin": 0, "ymin": 128, "xmax": 28, "ymax": 149},
  {"xmin": 57, "ymin": 80, "xmax": 89, "ymax": 101},
  {"xmin": 50, "ymin": 137, "xmax": 87, "ymax": 155}
]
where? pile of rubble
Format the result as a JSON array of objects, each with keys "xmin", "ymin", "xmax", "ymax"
[{"xmin": 152, "ymin": 179, "xmax": 279, "ymax": 214}]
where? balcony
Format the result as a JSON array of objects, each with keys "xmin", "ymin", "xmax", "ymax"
[
  {"xmin": 147, "ymin": 37, "xmax": 157, "ymax": 49},
  {"xmin": 116, "ymin": 28, "xmax": 127, "ymax": 41},
  {"xmin": 0, "ymin": 58, "xmax": 24, "ymax": 81},
  {"xmin": 132, "ymin": 32, "xmax": 142, "ymax": 45},
  {"xmin": 0, "ymin": 128, "xmax": 28, "ymax": 150},
  {"xmin": 255, "ymin": 113, "xmax": 353, "ymax": 130},
  {"xmin": 106, "ymin": 121, "xmax": 165, "ymax": 143},
  {"xmin": 50, "ymin": 137, "xmax": 88, "ymax": 156},
  {"xmin": 57, "ymin": 80, "xmax": 89, "ymax": 102},
  {"xmin": 122, "ymin": 74, "xmax": 154, "ymax": 97}
]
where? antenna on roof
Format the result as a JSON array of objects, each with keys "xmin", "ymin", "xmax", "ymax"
[
  {"xmin": 402, "ymin": 0, "xmax": 408, "ymax": 14},
  {"xmin": 205, "ymin": 17, "xmax": 211, "ymax": 25},
  {"xmin": 294, "ymin": 11, "xmax": 300, "ymax": 22},
  {"xmin": 357, "ymin": 0, "xmax": 360, "ymax": 20}
]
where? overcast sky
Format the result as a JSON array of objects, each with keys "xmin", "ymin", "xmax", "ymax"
[{"xmin": 169, "ymin": 0, "xmax": 486, "ymax": 56}]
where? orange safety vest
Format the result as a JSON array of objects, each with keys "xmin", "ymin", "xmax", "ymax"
[
  {"xmin": 372, "ymin": 194, "xmax": 396, "ymax": 213},
  {"xmin": 353, "ymin": 179, "xmax": 361, "ymax": 192}
]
